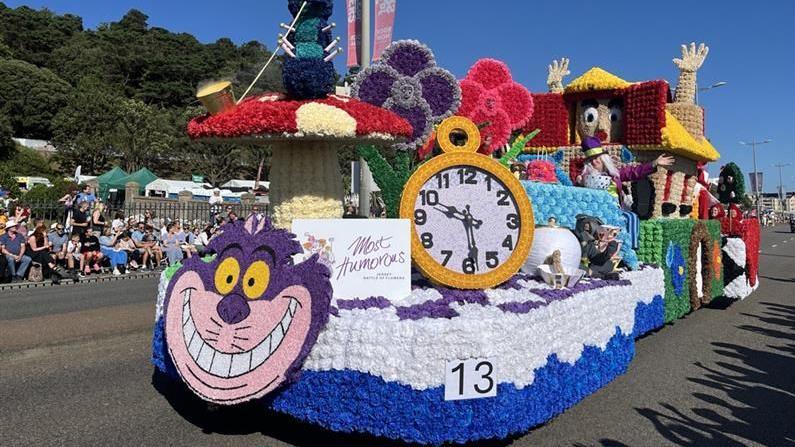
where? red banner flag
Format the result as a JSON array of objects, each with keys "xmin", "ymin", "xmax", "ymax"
[
  {"xmin": 346, "ymin": 0, "xmax": 361, "ymax": 68},
  {"xmin": 373, "ymin": 0, "xmax": 396, "ymax": 61}
]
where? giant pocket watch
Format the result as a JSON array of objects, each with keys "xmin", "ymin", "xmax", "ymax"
[{"xmin": 399, "ymin": 116, "xmax": 535, "ymax": 289}]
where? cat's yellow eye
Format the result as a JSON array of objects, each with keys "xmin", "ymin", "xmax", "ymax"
[
  {"xmin": 214, "ymin": 257, "xmax": 240, "ymax": 295},
  {"xmin": 242, "ymin": 260, "xmax": 270, "ymax": 300}
]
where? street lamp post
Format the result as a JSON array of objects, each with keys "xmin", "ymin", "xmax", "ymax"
[
  {"xmin": 695, "ymin": 81, "xmax": 727, "ymax": 105},
  {"xmin": 739, "ymin": 139, "xmax": 772, "ymax": 218}
]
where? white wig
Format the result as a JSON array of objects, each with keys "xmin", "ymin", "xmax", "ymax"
[{"xmin": 583, "ymin": 153, "xmax": 620, "ymax": 179}]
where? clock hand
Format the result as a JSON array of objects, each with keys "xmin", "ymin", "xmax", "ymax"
[
  {"xmin": 461, "ymin": 206, "xmax": 480, "ymax": 271},
  {"xmin": 433, "ymin": 203, "xmax": 465, "ymax": 221}
]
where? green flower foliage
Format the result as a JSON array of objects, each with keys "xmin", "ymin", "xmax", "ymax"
[
  {"xmin": 499, "ymin": 129, "xmax": 540, "ymax": 167},
  {"xmin": 705, "ymin": 219, "xmax": 724, "ymax": 299},
  {"xmin": 638, "ymin": 219, "xmax": 695, "ymax": 322},
  {"xmin": 357, "ymin": 145, "xmax": 414, "ymax": 218},
  {"xmin": 717, "ymin": 162, "xmax": 746, "ymax": 204}
]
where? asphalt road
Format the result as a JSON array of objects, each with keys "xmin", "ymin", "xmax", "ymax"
[{"xmin": 1, "ymin": 225, "xmax": 793, "ymax": 447}]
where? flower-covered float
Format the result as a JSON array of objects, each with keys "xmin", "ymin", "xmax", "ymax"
[{"xmin": 151, "ymin": 1, "xmax": 760, "ymax": 441}]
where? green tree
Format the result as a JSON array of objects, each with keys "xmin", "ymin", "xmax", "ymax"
[
  {"xmin": 23, "ymin": 178, "xmax": 74, "ymax": 203},
  {"xmin": 113, "ymin": 99, "xmax": 174, "ymax": 172},
  {"xmin": 0, "ymin": 113, "xmax": 15, "ymax": 159},
  {"xmin": 0, "ymin": 58, "xmax": 71, "ymax": 139},
  {"xmin": 47, "ymin": 32, "xmax": 109, "ymax": 88},
  {"xmin": 0, "ymin": 37, "xmax": 12, "ymax": 59},
  {"xmin": 174, "ymin": 142, "xmax": 246, "ymax": 187},
  {"xmin": 1, "ymin": 144, "xmax": 55, "ymax": 177},
  {"xmin": 0, "ymin": 4, "xmax": 83, "ymax": 66},
  {"xmin": 51, "ymin": 77, "xmax": 119, "ymax": 174},
  {"xmin": 112, "ymin": 98, "xmax": 175, "ymax": 172},
  {"xmin": 0, "ymin": 165, "xmax": 21, "ymax": 198}
]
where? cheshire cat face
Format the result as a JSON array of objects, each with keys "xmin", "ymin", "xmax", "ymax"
[{"xmin": 164, "ymin": 215, "xmax": 331, "ymax": 404}]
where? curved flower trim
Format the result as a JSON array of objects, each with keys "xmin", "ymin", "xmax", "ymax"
[
  {"xmin": 457, "ymin": 59, "xmax": 534, "ymax": 155},
  {"xmin": 352, "ymin": 40, "xmax": 461, "ymax": 152}
]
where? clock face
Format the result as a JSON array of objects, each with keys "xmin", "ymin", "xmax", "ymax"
[
  {"xmin": 413, "ymin": 165, "xmax": 521, "ymax": 275},
  {"xmin": 400, "ymin": 151, "xmax": 534, "ymax": 289}
]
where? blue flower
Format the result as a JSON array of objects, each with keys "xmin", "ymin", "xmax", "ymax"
[{"xmin": 666, "ymin": 242, "xmax": 685, "ymax": 296}]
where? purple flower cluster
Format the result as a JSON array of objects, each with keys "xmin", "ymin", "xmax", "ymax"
[
  {"xmin": 352, "ymin": 40, "xmax": 461, "ymax": 151},
  {"xmin": 395, "ymin": 288, "xmax": 489, "ymax": 320}
]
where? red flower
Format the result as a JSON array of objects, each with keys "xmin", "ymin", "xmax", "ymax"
[
  {"xmin": 188, "ymin": 95, "xmax": 412, "ymax": 140},
  {"xmin": 456, "ymin": 59, "xmax": 533, "ymax": 155}
]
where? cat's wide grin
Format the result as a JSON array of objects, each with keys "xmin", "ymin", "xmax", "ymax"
[{"xmin": 180, "ymin": 286, "xmax": 301, "ymax": 378}]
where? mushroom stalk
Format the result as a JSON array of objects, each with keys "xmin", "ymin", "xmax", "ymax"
[{"xmin": 269, "ymin": 141, "xmax": 344, "ymax": 229}]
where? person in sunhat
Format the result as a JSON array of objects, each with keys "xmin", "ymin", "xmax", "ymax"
[
  {"xmin": 0, "ymin": 220, "xmax": 32, "ymax": 282},
  {"xmin": 577, "ymin": 136, "xmax": 674, "ymax": 209}
]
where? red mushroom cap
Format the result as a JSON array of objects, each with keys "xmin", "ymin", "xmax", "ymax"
[{"xmin": 188, "ymin": 93, "xmax": 413, "ymax": 142}]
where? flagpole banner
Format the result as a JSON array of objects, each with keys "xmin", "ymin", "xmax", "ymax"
[
  {"xmin": 373, "ymin": 0, "xmax": 396, "ymax": 61},
  {"xmin": 346, "ymin": 0, "xmax": 361, "ymax": 67}
]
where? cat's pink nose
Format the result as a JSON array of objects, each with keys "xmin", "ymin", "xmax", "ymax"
[{"xmin": 216, "ymin": 293, "xmax": 250, "ymax": 325}]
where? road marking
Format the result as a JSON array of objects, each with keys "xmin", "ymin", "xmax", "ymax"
[{"xmin": 771, "ymin": 244, "xmax": 777, "ymax": 248}]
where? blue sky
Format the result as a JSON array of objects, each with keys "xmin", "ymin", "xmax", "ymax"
[{"xmin": 8, "ymin": 0, "xmax": 795, "ymax": 192}]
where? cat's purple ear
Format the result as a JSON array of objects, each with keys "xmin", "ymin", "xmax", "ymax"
[
  {"xmin": 255, "ymin": 215, "xmax": 270, "ymax": 234},
  {"xmin": 244, "ymin": 214, "xmax": 258, "ymax": 234}
]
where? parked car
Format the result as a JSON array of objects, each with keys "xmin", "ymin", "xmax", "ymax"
[{"xmin": 789, "ymin": 214, "xmax": 795, "ymax": 232}]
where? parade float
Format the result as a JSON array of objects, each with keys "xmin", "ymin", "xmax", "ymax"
[{"xmin": 151, "ymin": 0, "xmax": 760, "ymax": 443}]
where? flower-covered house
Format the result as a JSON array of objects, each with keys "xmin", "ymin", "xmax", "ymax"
[{"xmin": 522, "ymin": 44, "xmax": 720, "ymax": 220}]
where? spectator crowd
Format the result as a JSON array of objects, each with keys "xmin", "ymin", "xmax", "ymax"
[{"xmin": 0, "ymin": 185, "xmax": 250, "ymax": 285}]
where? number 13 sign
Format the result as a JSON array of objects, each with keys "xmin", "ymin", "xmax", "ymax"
[{"xmin": 444, "ymin": 358, "xmax": 497, "ymax": 401}]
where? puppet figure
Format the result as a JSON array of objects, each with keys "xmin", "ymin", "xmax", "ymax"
[{"xmin": 577, "ymin": 136, "xmax": 674, "ymax": 209}]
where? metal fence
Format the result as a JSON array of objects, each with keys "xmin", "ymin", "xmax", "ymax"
[{"xmin": 14, "ymin": 200, "xmax": 269, "ymax": 230}]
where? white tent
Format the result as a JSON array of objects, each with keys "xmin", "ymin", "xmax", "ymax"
[
  {"xmin": 222, "ymin": 179, "xmax": 270, "ymax": 190},
  {"xmin": 145, "ymin": 179, "xmax": 213, "ymax": 198}
]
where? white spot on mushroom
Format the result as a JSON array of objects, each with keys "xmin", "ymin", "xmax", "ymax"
[{"xmin": 295, "ymin": 102, "xmax": 356, "ymax": 137}]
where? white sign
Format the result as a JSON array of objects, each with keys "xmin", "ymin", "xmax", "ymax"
[
  {"xmin": 292, "ymin": 219, "xmax": 411, "ymax": 300},
  {"xmin": 444, "ymin": 358, "xmax": 497, "ymax": 401}
]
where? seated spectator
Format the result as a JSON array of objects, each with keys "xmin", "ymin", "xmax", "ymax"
[
  {"xmin": 48, "ymin": 223, "xmax": 69, "ymax": 265},
  {"xmin": 111, "ymin": 211, "xmax": 126, "ymax": 233},
  {"xmin": 99, "ymin": 227, "xmax": 127, "ymax": 275},
  {"xmin": 162, "ymin": 222, "xmax": 189, "ymax": 266},
  {"xmin": 160, "ymin": 218, "xmax": 170, "ymax": 240},
  {"xmin": 0, "ymin": 221, "xmax": 32, "ymax": 282},
  {"xmin": 71, "ymin": 200, "xmax": 91, "ymax": 238},
  {"xmin": 134, "ymin": 224, "xmax": 163, "ymax": 270},
  {"xmin": 80, "ymin": 227, "xmax": 104, "ymax": 275},
  {"xmin": 0, "ymin": 207, "xmax": 7, "ymax": 236},
  {"xmin": 27, "ymin": 224, "xmax": 66, "ymax": 283},
  {"xmin": 194, "ymin": 225, "xmax": 213, "ymax": 255},
  {"xmin": 17, "ymin": 222, "xmax": 28, "ymax": 238},
  {"xmin": 0, "ymin": 245, "xmax": 7, "ymax": 283},
  {"xmin": 65, "ymin": 233, "xmax": 82, "ymax": 275},
  {"xmin": 14, "ymin": 204, "xmax": 31, "ymax": 224},
  {"xmin": 116, "ymin": 233, "xmax": 141, "ymax": 270}
]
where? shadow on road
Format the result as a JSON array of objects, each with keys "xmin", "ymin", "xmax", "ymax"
[
  {"xmin": 759, "ymin": 253, "xmax": 795, "ymax": 259},
  {"xmin": 635, "ymin": 301, "xmax": 795, "ymax": 446},
  {"xmin": 759, "ymin": 275, "xmax": 795, "ymax": 283}
]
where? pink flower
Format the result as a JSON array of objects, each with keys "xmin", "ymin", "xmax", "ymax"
[
  {"xmin": 526, "ymin": 159, "xmax": 557, "ymax": 183},
  {"xmin": 457, "ymin": 59, "xmax": 534, "ymax": 155}
]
